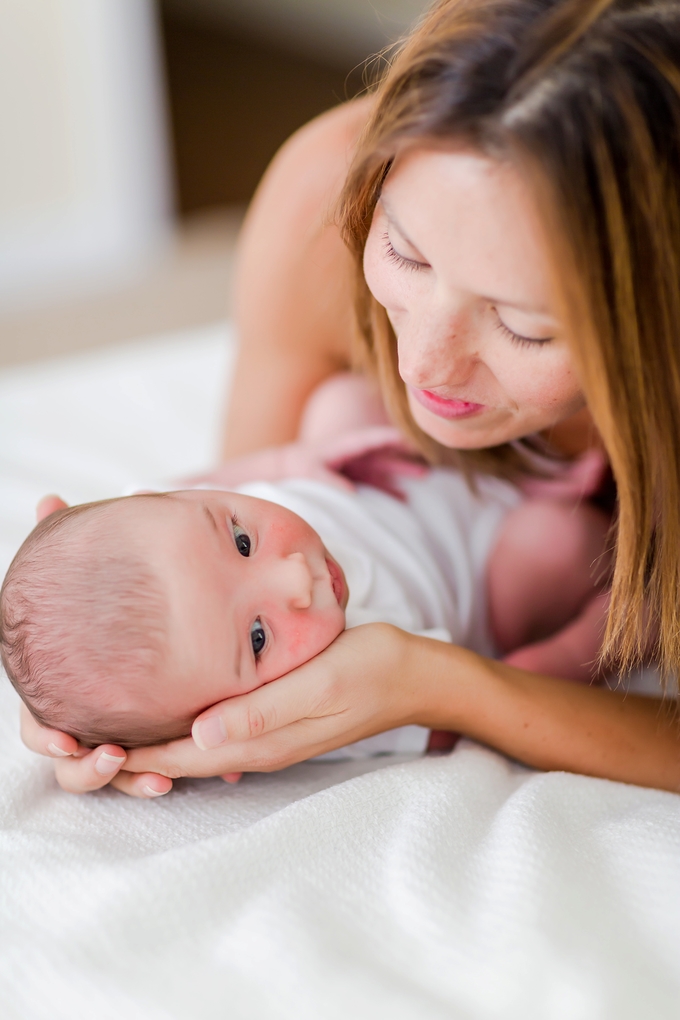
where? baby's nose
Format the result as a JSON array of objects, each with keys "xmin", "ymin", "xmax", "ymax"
[{"xmin": 278, "ymin": 552, "xmax": 313, "ymax": 610}]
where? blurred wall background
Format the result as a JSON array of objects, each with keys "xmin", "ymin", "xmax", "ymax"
[
  {"xmin": 0, "ymin": 0, "xmax": 426, "ymax": 365},
  {"xmin": 160, "ymin": 0, "xmax": 426, "ymax": 211},
  {"xmin": 0, "ymin": 0, "xmax": 171, "ymax": 311}
]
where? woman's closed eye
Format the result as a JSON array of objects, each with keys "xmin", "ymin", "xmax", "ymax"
[
  {"xmin": 494, "ymin": 314, "xmax": 554, "ymax": 349},
  {"xmin": 250, "ymin": 618, "xmax": 266, "ymax": 657},
  {"xmin": 382, "ymin": 232, "xmax": 428, "ymax": 272},
  {"xmin": 231, "ymin": 515, "xmax": 251, "ymax": 556}
]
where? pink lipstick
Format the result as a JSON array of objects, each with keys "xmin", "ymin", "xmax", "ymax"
[{"xmin": 410, "ymin": 388, "xmax": 485, "ymax": 420}]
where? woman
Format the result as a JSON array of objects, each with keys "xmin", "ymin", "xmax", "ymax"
[{"xmin": 24, "ymin": 0, "xmax": 680, "ymax": 794}]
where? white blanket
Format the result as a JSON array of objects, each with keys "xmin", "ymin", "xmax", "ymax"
[{"xmin": 1, "ymin": 325, "xmax": 679, "ymax": 1019}]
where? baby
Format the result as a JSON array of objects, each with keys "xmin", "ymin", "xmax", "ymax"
[{"xmin": 0, "ymin": 461, "xmax": 610, "ymax": 758}]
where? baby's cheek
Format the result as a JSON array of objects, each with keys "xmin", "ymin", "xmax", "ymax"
[
  {"xmin": 290, "ymin": 611, "xmax": 344, "ymax": 661},
  {"xmin": 263, "ymin": 609, "xmax": 345, "ymax": 682}
]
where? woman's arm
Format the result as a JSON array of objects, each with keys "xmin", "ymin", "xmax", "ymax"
[
  {"xmin": 422, "ymin": 642, "xmax": 680, "ymax": 791},
  {"xmin": 117, "ymin": 626, "xmax": 680, "ymax": 794},
  {"xmin": 223, "ymin": 97, "xmax": 373, "ymax": 458},
  {"xmin": 23, "ymin": 624, "xmax": 680, "ymax": 793}
]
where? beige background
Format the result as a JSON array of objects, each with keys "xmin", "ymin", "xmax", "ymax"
[{"xmin": 0, "ymin": 1, "xmax": 428, "ymax": 369}]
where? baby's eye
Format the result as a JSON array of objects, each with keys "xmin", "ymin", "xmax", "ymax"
[
  {"xmin": 232, "ymin": 518, "xmax": 251, "ymax": 557},
  {"xmin": 250, "ymin": 618, "xmax": 266, "ymax": 658}
]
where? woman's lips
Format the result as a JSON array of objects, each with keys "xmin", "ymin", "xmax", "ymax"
[
  {"xmin": 410, "ymin": 387, "xmax": 485, "ymax": 420},
  {"xmin": 326, "ymin": 555, "xmax": 348, "ymax": 608}
]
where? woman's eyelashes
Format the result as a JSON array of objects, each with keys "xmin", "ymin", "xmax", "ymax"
[
  {"xmin": 250, "ymin": 618, "xmax": 266, "ymax": 658},
  {"xmin": 231, "ymin": 515, "xmax": 252, "ymax": 556},
  {"xmin": 380, "ymin": 231, "xmax": 555, "ymax": 349},
  {"xmin": 382, "ymin": 232, "xmax": 428, "ymax": 272},
  {"xmin": 494, "ymin": 315, "xmax": 554, "ymax": 349}
]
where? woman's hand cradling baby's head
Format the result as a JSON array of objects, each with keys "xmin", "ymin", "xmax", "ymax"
[{"xmin": 121, "ymin": 623, "xmax": 420, "ymax": 780}]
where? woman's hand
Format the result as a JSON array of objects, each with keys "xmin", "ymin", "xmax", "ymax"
[
  {"xmin": 19, "ymin": 704, "xmax": 173, "ymax": 797},
  {"xmin": 122, "ymin": 624, "xmax": 419, "ymax": 781}
]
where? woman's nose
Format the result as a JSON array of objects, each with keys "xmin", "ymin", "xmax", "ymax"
[
  {"xmin": 397, "ymin": 313, "xmax": 476, "ymax": 390},
  {"xmin": 274, "ymin": 552, "xmax": 314, "ymax": 610}
]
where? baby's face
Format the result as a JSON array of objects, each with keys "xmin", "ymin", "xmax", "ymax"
[{"xmin": 128, "ymin": 490, "xmax": 347, "ymax": 723}]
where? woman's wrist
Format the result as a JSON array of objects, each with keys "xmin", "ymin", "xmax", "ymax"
[{"xmin": 398, "ymin": 633, "xmax": 485, "ymax": 731}]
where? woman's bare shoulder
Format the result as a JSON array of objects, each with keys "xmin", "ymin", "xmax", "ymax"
[
  {"xmin": 283, "ymin": 95, "xmax": 374, "ymax": 157},
  {"xmin": 259, "ymin": 96, "xmax": 374, "ymax": 203}
]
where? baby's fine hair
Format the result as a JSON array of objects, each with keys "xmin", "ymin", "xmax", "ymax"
[{"xmin": 0, "ymin": 496, "xmax": 181, "ymax": 748}]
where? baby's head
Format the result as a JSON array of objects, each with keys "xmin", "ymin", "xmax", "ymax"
[{"xmin": 0, "ymin": 490, "xmax": 347, "ymax": 747}]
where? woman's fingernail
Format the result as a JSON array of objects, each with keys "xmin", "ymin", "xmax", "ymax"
[
  {"xmin": 47, "ymin": 742, "xmax": 72, "ymax": 757},
  {"xmin": 193, "ymin": 716, "xmax": 226, "ymax": 750},
  {"xmin": 95, "ymin": 752, "xmax": 126, "ymax": 776},
  {"xmin": 142, "ymin": 785, "xmax": 168, "ymax": 798}
]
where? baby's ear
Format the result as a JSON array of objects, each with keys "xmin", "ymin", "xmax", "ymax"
[{"xmin": 36, "ymin": 495, "xmax": 68, "ymax": 522}]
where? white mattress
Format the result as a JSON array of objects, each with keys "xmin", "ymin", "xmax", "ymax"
[{"xmin": 1, "ymin": 324, "xmax": 679, "ymax": 1020}]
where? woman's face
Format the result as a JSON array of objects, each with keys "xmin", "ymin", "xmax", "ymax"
[{"xmin": 363, "ymin": 147, "xmax": 585, "ymax": 449}]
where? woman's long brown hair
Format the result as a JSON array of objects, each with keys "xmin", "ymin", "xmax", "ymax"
[{"xmin": 340, "ymin": 0, "xmax": 680, "ymax": 679}]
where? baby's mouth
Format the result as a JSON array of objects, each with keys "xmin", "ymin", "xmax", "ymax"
[{"xmin": 325, "ymin": 555, "xmax": 348, "ymax": 608}]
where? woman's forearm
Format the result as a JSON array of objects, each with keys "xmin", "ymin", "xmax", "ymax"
[{"xmin": 412, "ymin": 637, "xmax": 680, "ymax": 791}]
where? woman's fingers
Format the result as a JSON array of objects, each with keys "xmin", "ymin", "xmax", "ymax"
[
  {"xmin": 53, "ymin": 753, "xmax": 173, "ymax": 797},
  {"xmin": 220, "ymin": 772, "xmax": 243, "ymax": 784},
  {"xmin": 192, "ymin": 661, "xmax": 331, "ymax": 749},
  {"xmin": 110, "ymin": 771, "xmax": 173, "ymax": 798},
  {"xmin": 50, "ymin": 744, "xmax": 128, "ymax": 794},
  {"xmin": 123, "ymin": 725, "xmax": 302, "ymax": 778},
  {"xmin": 124, "ymin": 734, "xmax": 217, "ymax": 778},
  {"xmin": 126, "ymin": 724, "xmax": 334, "ymax": 778},
  {"xmin": 20, "ymin": 705, "xmax": 171, "ymax": 797},
  {"xmin": 36, "ymin": 494, "xmax": 68, "ymax": 522},
  {"xmin": 123, "ymin": 656, "xmax": 342, "ymax": 776},
  {"xmin": 20, "ymin": 703, "xmax": 79, "ymax": 757},
  {"xmin": 123, "ymin": 625, "xmax": 413, "ymax": 781},
  {"xmin": 21, "ymin": 704, "xmax": 129, "ymax": 792}
]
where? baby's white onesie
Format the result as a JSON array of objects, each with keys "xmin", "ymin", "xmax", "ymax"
[{"xmin": 235, "ymin": 468, "xmax": 520, "ymax": 760}]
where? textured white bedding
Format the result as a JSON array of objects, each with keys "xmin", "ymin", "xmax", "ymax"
[{"xmin": 1, "ymin": 325, "xmax": 679, "ymax": 1020}]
